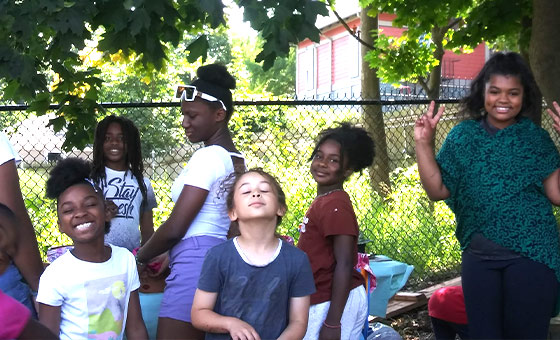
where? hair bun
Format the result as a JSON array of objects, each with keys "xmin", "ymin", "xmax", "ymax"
[{"xmin": 196, "ymin": 64, "xmax": 236, "ymax": 90}]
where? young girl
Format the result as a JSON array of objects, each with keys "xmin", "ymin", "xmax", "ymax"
[
  {"xmin": 135, "ymin": 63, "xmax": 245, "ymax": 339},
  {"xmin": 91, "ymin": 115, "xmax": 157, "ymax": 252},
  {"xmin": 0, "ymin": 203, "xmax": 57, "ymax": 340},
  {"xmin": 415, "ymin": 52, "xmax": 560, "ymax": 339},
  {"xmin": 191, "ymin": 169, "xmax": 316, "ymax": 339},
  {"xmin": 298, "ymin": 123, "xmax": 375, "ymax": 340},
  {"xmin": 37, "ymin": 158, "xmax": 148, "ymax": 339}
]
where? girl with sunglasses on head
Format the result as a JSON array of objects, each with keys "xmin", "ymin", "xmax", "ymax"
[{"xmin": 135, "ymin": 63, "xmax": 245, "ymax": 340}]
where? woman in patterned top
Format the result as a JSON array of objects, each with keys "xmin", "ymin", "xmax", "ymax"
[{"xmin": 415, "ymin": 52, "xmax": 560, "ymax": 339}]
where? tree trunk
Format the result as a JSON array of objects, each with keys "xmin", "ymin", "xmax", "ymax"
[
  {"xmin": 425, "ymin": 26, "xmax": 446, "ymax": 101},
  {"xmin": 360, "ymin": 9, "xmax": 391, "ymax": 196},
  {"xmin": 529, "ymin": 0, "xmax": 560, "ymax": 122}
]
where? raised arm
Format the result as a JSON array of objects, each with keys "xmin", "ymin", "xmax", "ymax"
[
  {"xmin": 414, "ymin": 101, "xmax": 450, "ymax": 201},
  {"xmin": 0, "ymin": 159, "xmax": 43, "ymax": 292},
  {"xmin": 544, "ymin": 101, "xmax": 560, "ymax": 205},
  {"xmin": 135, "ymin": 185, "xmax": 208, "ymax": 263},
  {"xmin": 277, "ymin": 295, "xmax": 310, "ymax": 340},
  {"xmin": 191, "ymin": 288, "xmax": 261, "ymax": 340}
]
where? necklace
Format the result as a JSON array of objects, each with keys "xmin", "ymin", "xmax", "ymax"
[
  {"xmin": 316, "ymin": 188, "xmax": 344, "ymax": 198},
  {"xmin": 234, "ymin": 237, "xmax": 282, "ymax": 267}
]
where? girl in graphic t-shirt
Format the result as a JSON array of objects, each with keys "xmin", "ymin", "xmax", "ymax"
[
  {"xmin": 135, "ymin": 64, "xmax": 245, "ymax": 340},
  {"xmin": 298, "ymin": 123, "xmax": 375, "ymax": 340},
  {"xmin": 91, "ymin": 115, "xmax": 157, "ymax": 252},
  {"xmin": 37, "ymin": 158, "xmax": 147, "ymax": 339}
]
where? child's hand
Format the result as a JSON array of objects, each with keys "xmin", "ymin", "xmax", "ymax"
[
  {"xmin": 414, "ymin": 101, "xmax": 445, "ymax": 145},
  {"xmin": 147, "ymin": 251, "xmax": 170, "ymax": 277},
  {"xmin": 547, "ymin": 101, "xmax": 560, "ymax": 134},
  {"xmin": 319, "ymin": 324, "xmax": 341, "ymax": 340},
  {"xmin": 105, "ymin": 200, "xmax": 118, "ymax": 219},
  {"xmin": 226, "ymin": 318, "xmax": 261, "ymax": 340}
]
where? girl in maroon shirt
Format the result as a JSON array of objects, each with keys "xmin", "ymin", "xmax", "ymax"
[{"xmin": 298, "ymin": 123, "xmax": 375, "ymax": 340}]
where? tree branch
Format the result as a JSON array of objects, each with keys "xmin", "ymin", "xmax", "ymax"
[
  {"xmin": 417, "ymin": 77, "xmax": 429, "ymax": 94},
  {"xmin": 445, "ymin": 17, "xmax": 462, "ymax": 31},
  {"xmin": 327, "ymin": 0, "xmax": 376, "ymax": 50}
]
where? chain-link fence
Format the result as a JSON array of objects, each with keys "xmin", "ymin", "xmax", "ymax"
[{"xmin": 3, "ymin": 97, "xmax": 559, "ymax": 288}]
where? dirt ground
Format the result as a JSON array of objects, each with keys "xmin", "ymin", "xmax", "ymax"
[{"xmin": 384, "ymin": 305, "xmax": 435, "ymax": 340}]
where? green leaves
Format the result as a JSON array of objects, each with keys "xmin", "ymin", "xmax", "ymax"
[
  {"xmin": 238, "ymin": 0, "xmax": 327, "ymax": 70},
  {"xmin": 186, "ymin": 35, "xmax": 210, "ymax": 63},
  {"xmin": 0, "ymin": 0, "xmax": 328, "ymax": 149}
]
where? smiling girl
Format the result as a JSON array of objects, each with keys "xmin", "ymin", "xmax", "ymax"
[
  {"xmin": 415, "ymin": 52, "xmax": 560, "ymax": 339},
  {"xmin": 37, "ymin": 158, "xmax": 147, "ymax": 339},
  {"xmin": 298, "ymin": 123, "xmax": 375, "ymax": 340},
  {"xmin": 91, "ymin": 115, "xmax": 157, "ymax": 252}
]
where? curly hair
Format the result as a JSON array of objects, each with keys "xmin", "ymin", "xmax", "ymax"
[
  {"xmin": 310, "ymin": 122, "xmax": 375, "ymax": 175},
  {"xmin": 91, "ymin": 115, "xmax": 148, "ymax": 210},
  {"xmin": 461, "ymin": 52, "xmax": 541, "ymax": 120},
  {"xmin": 46, "ymin": 157, "xmax": 110, "ymax": 233},
  {"xmin": 226, "ymin": 169, "xmax": 287, "ymax": 233}
]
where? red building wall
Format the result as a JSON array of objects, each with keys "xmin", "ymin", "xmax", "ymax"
[{"xmin": 296, "ymin": 15, "xmax": 486, "ymax": 97}]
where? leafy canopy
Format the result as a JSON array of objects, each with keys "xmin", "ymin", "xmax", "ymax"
[
  {"xmin": 0, "ymin": 0, "xmax": 327, "ymax": 150},
  {"xmin": 359, "ymin": 0, "xmax": 528, "ymax": 94}
]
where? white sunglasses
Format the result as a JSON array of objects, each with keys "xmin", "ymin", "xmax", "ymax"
[{"xmin": 175, "ymin": 84, "xmax": 227, "ymax": 111}]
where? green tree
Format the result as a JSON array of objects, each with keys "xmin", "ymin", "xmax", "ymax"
[
  {"xmin": 243, "ymin": 37, "xmax": 296, "ymax": 97},
  {"xmin": 0, "ymin": 0, "xmax": 327, "ymax": 150},
  {"xmin": 359, "ymin": 0, "xmax": 474, "ymax": 100}
]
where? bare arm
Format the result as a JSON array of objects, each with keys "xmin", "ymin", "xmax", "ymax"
[
  {"xmin": 125, "ymin": 290, "xmax": 148, "ymax": 339},
  {"xmin": 191, "ymin": 289, "xmax": 261, "ymax": 340},
  {"xmin": 136, "ymin": 185, "xmax": 208, "ymax": 263},
  {"xmin": 414, "ymin": 101, "xmax": 450, "ymax": 201},
  {"xmin": 277, "ymin": 296, "xmax": 310, "ymax": 340},
  {"xmin": 17, "ymin": 318, "xmax": 58, "ymax": 340},
  {"xmin": 139, "ymin": 210, "xmax": 154, "ymax": 246},
  {"xmin": 0, "ymin": 159, "xmax": 43, "ymax": 291},
  {"xmin": 319, "ymin": 235, "xmax": 355, "ymax": 340},
  {"xmin": 38, "ymin": 303, "xmax": 61, "ymax": 336}
]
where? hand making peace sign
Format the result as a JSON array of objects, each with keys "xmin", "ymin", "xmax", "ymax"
[{"xmin": 414, "ymin": 101, "xmax": 445, "ymax": 145}]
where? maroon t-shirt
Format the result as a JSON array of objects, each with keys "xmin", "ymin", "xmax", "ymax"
[{"xmin": 297, "ymin": 190, "xmax": 365, "ymax": 305}]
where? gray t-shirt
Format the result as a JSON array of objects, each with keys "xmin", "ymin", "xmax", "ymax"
[
  {"xmin": 198, "ymin": 239, "xmax": 316, "ymax": 340},
  {"xmin": 100, "ymin": 167, "xmax": 157, "ymax": 251}
]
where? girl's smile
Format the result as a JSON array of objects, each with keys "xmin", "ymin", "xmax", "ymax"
[
  {"xmin": 484, "ymin": 75, "xmax": 523, "ymax": 129},
  {"xmin": 103, "ymin": 122, "xmax": 127, "ymax": 170},
  {"xmin": 57, "ymin": 184, "xmax": 110, "ymax": 244},
  {"xmin": 310, "ymin": 139, "xmax": 349, "ymax": 192}
]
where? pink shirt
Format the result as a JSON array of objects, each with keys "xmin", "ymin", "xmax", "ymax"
[{"xmin": 0, "ymin": 289, "xmax": 31, "ymax": 339}]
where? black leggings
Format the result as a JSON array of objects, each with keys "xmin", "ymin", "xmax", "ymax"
[
  {"xmin": 431, "ymin": 317, "xmax": 469, "ymax": 339},
  {"xmin": 461, "ymin": 251, "xmax": 558, "ymax": 339}
]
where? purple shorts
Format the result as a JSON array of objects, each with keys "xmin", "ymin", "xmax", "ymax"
[{"xmin": 159, "ymin": 235, "xmax": 224, "ymax": 322}]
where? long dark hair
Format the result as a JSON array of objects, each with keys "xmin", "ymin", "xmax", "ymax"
[
  {"xmin": 461, "ymin": 52, "xmax": 541, "ymax": 120},
  {"xmin": 91, "ymin": 115, "xmax": 148, "ymax": 209}
]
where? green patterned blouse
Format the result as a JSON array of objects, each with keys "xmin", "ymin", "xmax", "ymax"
[{"xmin": 436, "ymin": 117, "xmax": 560, "ymax": 280}]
